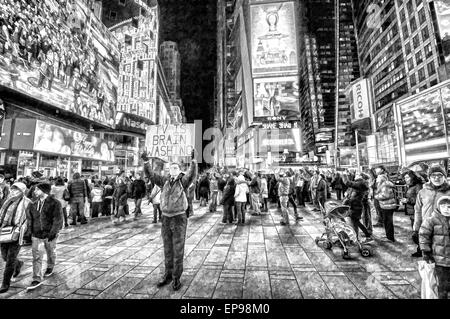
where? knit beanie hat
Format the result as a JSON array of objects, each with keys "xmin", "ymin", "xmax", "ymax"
[
  {"xmin": 428, "ymin": 165, "xmax": 447, "ymax": 178},
  {"xmin": 11, "ymin": 182, "xmax": 27, "ymax": 194},
  {"xmin": 36, "ymin": 182, "xmax": 51, "ymax": 194}
]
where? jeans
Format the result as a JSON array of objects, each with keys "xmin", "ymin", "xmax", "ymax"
[
  {"xmin": 336, "ymin": 189, "xmax": 342, "ymax": 201},
  {"xmin": 32, "ymin": 235, "xmax": 58, "ymax": 282},
  {"xmin": 288, "ymin": 194, "xmax": 298, "ymax": 218},
  {"xmin": 279, "ymin": 195, "xmax": 290, "ymax": 224},
  {"xmin": 70, "ymin": 197, "xmax": 86, "ymax": 223},
  {"xmin": 91, "ymin": 202, "xmax": 101, "ymax": 218},
  {"xmin": 134, "ymin": 198, "xmax": 143, "ymax": 216},
  {"xmin": 295, "ymin": 187, "xmax": 305, "ymax": 206},
  {"xmin": 102, "ymin": 198, "xmax": 112, "ymax": 216},
  {"xmin": 250, "ymin": 193, "xmax": 261, "ymax": 214},
  {"xmin": 209, "ymin": 191, "xmax": 218, "ymax": 212},
  {"xmin": 362, "ymin": 201, "xmax": 373, "ymax": 235},
  {"xmin": 1, "ymin": 242, "xmax": 21, "ymax": 286},
  {"xmin": 373, "ymin": 199, "xmax": 384, "ymax": 225},
  {"xmin": 161, "ymin": 214, "xmax": 188, "ymax": 280},
  {"xmin": 235, "ymin": 202, "xmax": 246, "ymax": 224},
  {"xmin": 435, "ymin": 265, "xmax": 450, "ymax": 299},
  {"xmin": 153, "ymin": 203, "xmax": 162, "ymax": 221},
  {"xmin": 115, "ymin": 205, "xmax": 126, "ymax": 219},
  {"xmin": 262, "ymin": 198, "xmax": 268, "ymax": 211},
  {"xmin": 347, "ymin": 216, "xmax": 371, "ymax": 239},
  {"xmin": 62, "ymin": 207, "xmax": 68, "ymax": 225},
  {"xmin": 380, "ymin": 208, "xmax": 395, "ymax": 240},
  {"xmin": 186, "ymin": 198, "xmax": 193, "ymax": 218},
  {"xmin": 223, "ymin": 203, "xmax": 234, "ymax": 223}
]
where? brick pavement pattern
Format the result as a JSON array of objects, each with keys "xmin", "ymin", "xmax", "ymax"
[{"xmin": 0, "ymin": 200, "xmax": 421, "ymax": 299}]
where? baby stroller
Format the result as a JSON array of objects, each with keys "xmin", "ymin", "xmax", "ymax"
[{"xmin": 315, "ymin": 200, "xmax": 372, "ymax": 259}]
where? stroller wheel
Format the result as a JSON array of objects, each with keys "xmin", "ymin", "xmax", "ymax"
[
  {"xmin": 342, "ymin": 251, "xmax": 351, "ymax": 260},
  {"xmin": 322, "ymin": 240, "xmax": 332, "ymax": 250},
  {"xmin": 315, "ymin": 237, "xmax": 320, "ymax": 245},
  {"xmin": 360, "ymin": 247, "xmax": 372, "ymax": 258}
]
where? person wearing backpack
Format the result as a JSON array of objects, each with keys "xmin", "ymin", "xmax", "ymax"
[{"xmin": 142, "ymin": 149, "xmax": 198, "ymax": 291}]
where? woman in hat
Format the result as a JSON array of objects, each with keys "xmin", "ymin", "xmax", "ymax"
[{"xmin": 0, "ymin": 182, "xmax": 30, "ymax": 294}]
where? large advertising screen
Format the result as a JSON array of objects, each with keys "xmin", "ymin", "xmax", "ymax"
[
  {"xmin": 434, "ymin": 0, "xmax": 450, "ymax": 63},
  {"xmin": 250, "ymin": 1, "xmax": 298, "ymax": 76},
  {"xmin": 257, "ymin": 128, "xmax": 302, "ymax": 155},
  {"xmin": 33, "ymin": 120, "xmax": 115, "ymax": 161},
  {"xmin": 253, "ymin": 76, "xmax": 300, "ymax": 120},
  {"xmin": 0, "ymin": 0, "xmax": 119, "ymax": 127}
]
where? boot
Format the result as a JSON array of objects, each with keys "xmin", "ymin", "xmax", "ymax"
[{"xmin": 157, "ymin": 274, "xmax": 172, "ymax": 287}]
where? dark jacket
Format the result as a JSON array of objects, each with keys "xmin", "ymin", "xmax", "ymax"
[
  {"xmin": 68, "ymin": 178, "xmax": 87, "ymax": 199},
  {"xmin": 218, "ymin": 178, "xmax": 227, "ymax": 192},
  {"xmin": 405, "ymin": 183, "xmax": 422, "ymax": 216},
  {"xmin": 131, "ymin": 179, "xmax": 146, "ymax": 199},
  {"xmin": 331, "ymin": 175, "xmax": 344, "ymax": 190},
  {"xmin": 316, "ymin": 179, "xmax": 327, "ymax": 200},
  {"xmin": 344, "ymin": 179, "xmax": 369, "ymax": 218},
  {"xmin": 221, "ymin": 179, "xmax": 236, "ymax": 205},
  {"xmin": 419, "ymin": 209, "xmax": 450, "ymax": 267},
  {"xmin": 113, "ymin": 183, "xmax": 128, "ymax": 206},
  {"xmin": 25, "ymin": 195, "xmax": 63, "ymax": 239},
  {"xmin": 249, "ymin": 177, "xmax": 260, "ymax": 194}
]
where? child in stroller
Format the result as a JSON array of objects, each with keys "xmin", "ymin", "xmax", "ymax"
[{"xmin": 315, "ymin": 200, "xmax": 373, "ymax": 259}]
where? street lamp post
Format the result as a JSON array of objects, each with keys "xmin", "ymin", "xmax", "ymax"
[{"xmin": 355, "ymin": 129, "xmax": 361, "ymax": 173}]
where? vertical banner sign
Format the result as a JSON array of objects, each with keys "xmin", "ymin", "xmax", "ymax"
[
  {"xmin": 351, "ymin": 78, "xmax": 371, "ymax": 122},
  {"xmin": 145, "ymin": 124, "xmax": 196, "ymax": 161}
]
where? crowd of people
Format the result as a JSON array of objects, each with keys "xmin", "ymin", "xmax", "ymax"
[
  {"xmin": 0, "ymin": 0, "xmax": 116, "ymax": 125},
  {"xmin": 0, "ymin": 156, "xmax": 449, "ymax": 298}
]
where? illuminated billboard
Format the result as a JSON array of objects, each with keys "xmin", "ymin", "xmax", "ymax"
[
  {"xmin": 434, "ymin": 0, "xmax": 450, "ymax": 63},
  {"xmin": 0, "ymin": 0, "xmax": 119, "ymax": 127},
  {"xmin": 253, "ymin": 76, "xmax": 300, "ymax": 120},
  {"xmin": 250, "ymin": 1, "xmax": 298, "ymax": 76}
]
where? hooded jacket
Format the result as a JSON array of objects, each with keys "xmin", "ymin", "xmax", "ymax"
[
  {"xmin": 344, "ymin": 178, "xmax": 369, "ymax": 218},
  {"xmin": 221, "ymin": 179, "xmax": 236, "ymax": 205},
  {"xmin": 419, "ymin": 206, "xmax": 450, "ymax": 267},
  {"xmin": 404, "ymin": 183, "xmax": 422, "ymax": 216},
  {"xmin": 414, "ymin": 182, "xmax": 450, "ymax": 232},
  {"xmin": 374, "ymin": 176, "xmax": 397, "ymax": 210},
  {"xmin": 234, "ymin": 176, "xmax": 249, "ymax": 202}
]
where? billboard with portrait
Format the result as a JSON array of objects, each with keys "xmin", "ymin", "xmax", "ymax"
[
  {"xmin": 434, "ymin": 0, "xmax": 450, "ymax": 63},
  {"xmin": 0, "ymin": 0, "xmax": 119, "ymax": 127},
  {"xmin": 250, "ymin": 1, "xmax": 298, "ymax": 76},
  {"xmin": 253, "ymin": 76, "xmax": 300, "ymax": 120},
  {"xmin": 33, "ymin": 120, "xmax": 115, "ymax": 162}
]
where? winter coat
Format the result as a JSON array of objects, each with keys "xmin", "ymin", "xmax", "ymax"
[
  {"xmin": 144, "ymin": 160, "xmax": 198, "ymax": 217},
  {"xmin": 249, "ymin": 177, "xmax": 260, "ymax": 194},
  {"xmin": 414, "ymin": 182, "xmax": 450, "ymax": 232},
  {"xmin": 51, "ymin": 185, "xmax": 68, "ymax": 209},
  {"xmin": 419, "ymin": 210, "xmax": 450, "ymax": 267},
  {"xmin": 25, "ymin": 195, "xmax": 63, "ymax": 240},
  {"xmin": 91, "ymin": 187, "xmax": 103, "ymax": 203},
  {"xmin": 210, "ymin": 178, "xmax": 218, "ymax": 192},
  {"xmin": 404, "ymin": 183, "xmax": 422, "ymax": 216},
  {"xmin": 218, "ymin": 178, "xmax": 227, "ymax": 192},
  {"xmin": 130, "ymin": 179, "xmax": 146, "ymax": 199},
  {"xmin": 374, "ymin": 179, "xmax": 397, "ymax": 210},
  {"xmin": 103, "ymin": 184, "xmax": 114, "ymax": 199},
  {"xmin": 344, "ymin": 179, "xmax": 369, "ymax": 218},
  {"xmin": 113, "ymin": 184, "xmax": 128, "ymax": 207},
  {"xmin": 316, "ymin": 179, "xmax": 327, "ymax": 201},
  {"xmin": 277, "ymin": 177, "xmax": 290, "ymax": 196},
  {"xmin": 260, "ymin": 178, "xmax": 268, "ymax": 198},
  {"xmin": 221, "ymin": 180, "xmax": 236, "ymax": 205},
  {"xmin": 68, "ymin": 178, "xmax": 87, "ymax": 200},
  {"xmin": 332, "ymin": 175, "xmax": 344, "ymax": 190},
  {"xmin": 0, "ymin": 196, "xmax": 31, "ymax": 245},
  {"xmin": 235, "ymin": 176, "xmax": 249, "ymax": 202}
]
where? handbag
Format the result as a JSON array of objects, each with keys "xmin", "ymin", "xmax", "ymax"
[
  {"xmin": 63, "ymin": 188, "xmax": 70, "ymax": 201},
  {"xmin": 0, "ymin": 225, "xmax": 20, "ymax": 244}
]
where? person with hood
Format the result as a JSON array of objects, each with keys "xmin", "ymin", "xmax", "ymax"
[
  {"xmin": 234, "ymin": 175, "xmax": 249, "ymax": 224},
  {"xmin": 220, "ymin": 176, "xmax": 236, "ymax": 223},
  {"xmin": 112, "ymin": 178, "xmax": 128, "ymax": 224},
  {"xmin": 50, "ymin": 177, "xmax": 69, "ymax": 228},
  {"xmin": 331, "ymin": 172, "xmax": 345, "ymax": 201},
  {"xmin": 343, "ymin": 172, "xmax": 373, "ymax": 242},
  {"xmin": 25, "ymin": 182, "xmax": 63, "ymax": 291},
  {"xmin": 90, "ymin": 181, "xmax": 103, "ymax": 218},
  {"xmin": 67, "ymin": 172, "xmax": 88, "ymax": 225},
  {"xmin": 0, "ymin": 182, "xmax": 30, "ymax": 294},
  {"xmin": 414, "ymin": 165, "xmax": 450, "ymax": 253},
  {"xmin": 419, "ymin": 195, "xmax": 450, "ymax": 299},
  {"xmin": 374, "ymin": 173, "xmax": 398, "ymax": 242},
  {"xmin": 142, "ymin": 150, "xmax": 197, "ymax": 291},
  {"xmin": 401, "ymin": 170, "xmax": 424, "ymax": 257}
]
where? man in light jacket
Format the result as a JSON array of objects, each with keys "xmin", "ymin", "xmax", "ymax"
[{"xmin": 142, "ymin": 150, "xmax": 197, "ymax": 291}]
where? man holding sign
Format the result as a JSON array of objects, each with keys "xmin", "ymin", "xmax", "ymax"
[{"xmin": 141, "ymin": 149, "xmax": 198, "ymax": 291}]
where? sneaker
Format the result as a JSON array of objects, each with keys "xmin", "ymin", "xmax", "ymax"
[
  {"xmin": 152, "ymin": 220, "xmax": 157, "ymax": 224},
  {"xmin": 13, "ymin": 260, "xmax": 24, "ymax": 279},
  {"xmin": 0, "ymin": 284, "xmax": 9, "ymax": 294},
  {"xmin": 44, "ymin": 268, "xmax": 53, "ymax": 277},
  {"xmin": 26, "ymin": 281, "xmax": 42, "ymax": 291},
  {"xmin": 172, "ymin": 278, "xmax": 182, "ymax": 291}
]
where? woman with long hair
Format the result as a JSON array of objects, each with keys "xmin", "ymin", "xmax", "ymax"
[{"xmin": 51, "ymin": 177, "xmax": 69, "ymax": 228}]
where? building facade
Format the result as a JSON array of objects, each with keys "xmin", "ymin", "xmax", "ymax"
[{"xmin": 160, "ymin": 41, "xmax": 181, "ymax": 100}]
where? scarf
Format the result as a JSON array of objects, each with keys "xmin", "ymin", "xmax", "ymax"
[{"xmin": 0, "ymin": 193, "xmax": 23, "ymax": 227}]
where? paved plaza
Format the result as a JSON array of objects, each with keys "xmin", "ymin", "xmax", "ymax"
[{"xmin": 0, "ymin": 200, "xmax": 422, "ymax": 299}]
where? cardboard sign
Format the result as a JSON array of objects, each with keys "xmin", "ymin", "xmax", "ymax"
[{"xmin": 145, "ymin": 124, "xmax": 196, "ymax": 160}]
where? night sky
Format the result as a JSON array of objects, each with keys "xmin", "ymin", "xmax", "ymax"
[{"xmin": 159, "ymin": 0, "xmax": 217, "ymax": 129}]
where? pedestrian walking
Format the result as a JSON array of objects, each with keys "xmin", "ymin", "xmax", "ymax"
[
  {"xmin": 198, "ymin": 173, "xmax": 210, "ymax": 207},
  {"xmin": 25, "ymin": 182, "xmax": 63, "ymax": 291},
  {"xmin": 50, "ymin": 177, "xmax": 69, "ymax": 228},
  {"xmin": 130, "ymin": 173, "xmax": 146, "ymax": 219},
  {"xmin": 143, "ymin": 150, "xmax": 198, "ymax": 291},
  {"xmin": 276, "ymin": 170, "xmax": 290, "ymax": 225},
  {"xmin": 316, "ymin": 174, "xmax": 328, "ymax": 210},
  {"xmin": 112, "ymin": 178, "xmax": 128, "ymax": 224},
  {"xmin": 419, "ymin": 195, "xmax": 450, "ymax": 299},
  {"xmin": 209, "ymin": 173, "xmax": 219, "ymax": 213},
  {"xmin": 90, "ymin": 181, "xmax": 103, "ymax": 218},
  {"xmin": 249, "ymin": 172, "xmax": 261, "ymax": 216},
  {"xmin": 331, "ymin": 172, "xmax": 345, "ymax": 201},
  {"xmin": 221, "ymin": 177, "xmax": 235, "ymax": 223},
  {"xmin": 0, "ymin": 182, "xmax": 30, "ymax": 293},
  {"xmin": 260, "ymin": 173, "xmax": 269, "ymax": 212},
  {"xmin": 310, "ymin": 171, "xmax": 320, "ymax": 210},
  {"xmin": 67, "ymin": 173, "xmax": 88, "ymax": 225},
  {"xmin": 102, "ymin": 180, "xmax": 114, "ymax": 216},
  {"xmin": 374, "ymin": 174, "xmax": 398, "ymax": 242},
  {"xmin": 234, "ymin": 175, "xmax": 249, "ymax": 225}
]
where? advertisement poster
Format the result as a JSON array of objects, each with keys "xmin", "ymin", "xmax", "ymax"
[
  {"xmin": 257, "ymin": 128, "xmax": 302, "ymax": 155},
  {"xmin": 253, "ymin": 76, "xmax": 300, "ymax": 119},
  {"xmin": 33, "ymin": 120, "xmax": 115, "ymax": 162},
  {"xmin": 351, "ymin": 78, "xmax": 372, "ymax": 122},
  {"xmin": 0, "ymin": 0, "xmax": 119, "ymax": 127},
  {"xmin": 250, "ymin": 1, "xmax": 298, "ymax": 76},
  {"xmin": 435, "ymin": 0, "xmax": 450, "ymax": 63},
  {"xmin": 145, "ymin": 124, "xmax": 196, "ymax": 160}
]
